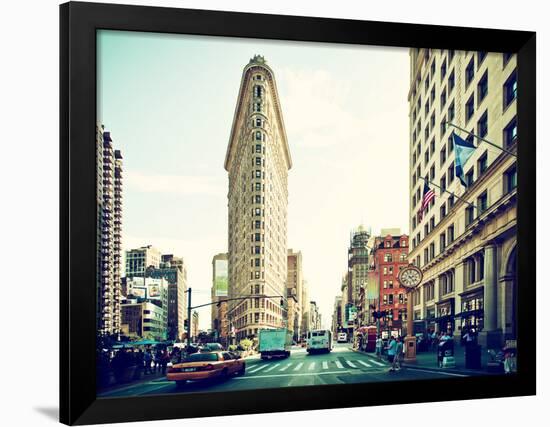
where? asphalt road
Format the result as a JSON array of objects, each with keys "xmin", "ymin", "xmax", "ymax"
[{"xmin": 98, "ymin": 343, "xmax": 467, "ymax": 398}]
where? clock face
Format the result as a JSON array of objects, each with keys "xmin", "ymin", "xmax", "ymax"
[{"xmin": 398, "ymin": 266, "xmax": 423, "ymax": 289}]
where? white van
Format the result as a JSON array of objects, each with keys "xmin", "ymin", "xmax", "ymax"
[
  {"xmin": 307, "ymin": 330, "xmax": 333, "ymax": 354},
  {"xmin": 337, "ymin": 332, "xmax": 347, "ymax": 343}
]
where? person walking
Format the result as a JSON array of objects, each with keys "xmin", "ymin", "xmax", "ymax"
[
  {"xmin": 386, "ymin": 336, "xmax": 397, "ymax": 371},
  {"xmin": 392, "ymin": 337, "xmax": 404, "ymax": 371},
  {"xmin": 375, "ymin": 335, "xmax": 383, "ymax": 360},
  {"xmin": 144, "ymin": 349, "xmax": 153, "ymax": 375},
  {"xmin": 154, "ymin": 348, "xmax": 162, "ymax": 373},
  {"xmin": 160, "ymin": 349, "xmax": 170, "ymax": 375}
]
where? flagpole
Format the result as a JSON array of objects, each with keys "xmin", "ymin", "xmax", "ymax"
[
  {"xmin": 418, "ymin": 175, "xmax": 478, "ymax": 211},
  {"xmin": 445, "ymin": 121, "xmax": 517, "ymax": 158}
]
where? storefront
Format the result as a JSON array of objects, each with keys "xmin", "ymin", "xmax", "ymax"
[
  {"xmin": 426, "ymin": 306, "xmax": 436, "ymax": 333},
  {"xmin": 436, "ymin": 298, "xmax": 455, "ymax": 334},
  {"xmin": 458, "ymin": 291, "xmax": 484, "ymax": 333}
]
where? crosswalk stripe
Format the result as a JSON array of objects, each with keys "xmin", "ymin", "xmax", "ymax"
[
  {"xmin": 248, "ymin": 364, "xmax": 268, "ymax": 373},
  {"xmin": 335, "ymin": 360, "xmax": 344, "ymax": 369},
  {"xmin": 264, "ymin": 363, "xmax": 280, "ymax": 372},
  {"xmin": 369, "ymin": 359, "xmax": 386, "ymax": 366},
  {"xmin": 293, "ymin": 362, "xmax": 304, "ymax": 371},
  {"xmin": 346, "ymin": 360, "xmax": 357, "ymax": 368},
  {"xmin": 322, "ymin": 361, "xmax": 328, "ymax": 370},
  {"xmin": 279, "ymin": 363, "xmax": 292, "ymax": 371},
  {"xmin": 308, "ymin": 362, "xmax": 315, "ymax": 371},
  {"xmin": 357, "ymin": 360, "xmax": 372, "ymax": 368}
]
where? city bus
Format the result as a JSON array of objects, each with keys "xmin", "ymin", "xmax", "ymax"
[
  {"xmin": 337, "ymin": 332, "xmax": 348, "ymax": 343},
  {"xmin": 307, "ymin": 329, "xmax": 333, "ymax": 354}
]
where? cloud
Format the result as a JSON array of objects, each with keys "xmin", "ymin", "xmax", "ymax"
[
  {"xmin": 278, "ymin": 68, "xmax": 366, "ymax": 149},
  {"xmin": 125, "ymin": 171, "xmax": 225, "ymax": 197}
]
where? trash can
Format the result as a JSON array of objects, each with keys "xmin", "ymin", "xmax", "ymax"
[
  {"xmin": 465, "ymin": 343, "xmax": 482, "ymax": 369},
  {"xmin": 437, "ymin": 340, "xmax": 455, "ymax": 368}
]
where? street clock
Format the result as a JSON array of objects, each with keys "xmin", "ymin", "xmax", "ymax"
[{"xmin": 397, "ymin": 265, "xmax": 423, "ymax": 290}]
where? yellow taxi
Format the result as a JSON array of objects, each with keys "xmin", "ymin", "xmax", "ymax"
[{"xmin": 167, "ymin": 351, "xmax": 245, "ymax": 387}]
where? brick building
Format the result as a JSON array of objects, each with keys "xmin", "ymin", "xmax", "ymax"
[{"xmin": 373, "ymin": 234, "xmax": 410, "ymax": 335}]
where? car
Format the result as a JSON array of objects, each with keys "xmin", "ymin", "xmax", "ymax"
[
  {"xmin": 200, "ymin": 343, "xmax": 224, "ymax": 352},
  {"xmin": 167, "ymin": 351, "xmax": 245, "ymax": 387}
]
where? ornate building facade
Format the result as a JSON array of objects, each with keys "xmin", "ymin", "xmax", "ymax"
[
  {"xmin": 225, "ymin": 55, "xmax": 292, "ymax": 340},
  {"xmin": 408, "ymin": 48, "xmax": 517, "ymax": 349}
]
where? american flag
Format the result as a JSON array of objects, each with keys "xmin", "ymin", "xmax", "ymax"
[{"xmin": 418, "ymin": 181, "xmax": 435, "ymax": 221}]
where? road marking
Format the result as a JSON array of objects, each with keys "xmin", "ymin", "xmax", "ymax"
[
  {"xmin": 264, "ymin": 363, "xmax": 280, "ymax": 372},
  {"xmin": 335, "ymin": 360, "xmax": 344, "ymax": 369},
  {"xmin": 308, "ymin": 362, "xmax": 316, "ymax": 371},
  {"xmin": 234, "ymin": 371, "xmax": 344, "ymax": 380},
  {"xmin": 357, "ymin": 360, "xmax": 372, "ymax": 368},
  {"xmin": 346, "ymin": 360, "xmax": 357, "ymax": 368},
  {"xmin": 405, "ymin": 367, "xmax": 468, "ymax": 377},
  {"xmin": 293, "ymin": 362, "xmax": 304, "ymax": 371},
  {"xmin": 322, "ymin": 361, "xmax": 328, "ymax": 370},
  {"xmin": 248, "ymin": 364, "xmax": 268, "ymax": 374},
  {"xmin": 369, "ymin": 359, "xmax": 386, "ymax": 366},
  {"xmin": 279, "ymin": 363, "xmax": 292, "ymax": 371}
]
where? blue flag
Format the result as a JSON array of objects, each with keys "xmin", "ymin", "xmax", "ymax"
[{"xmin": 452, "ymin": 131, "xmax": 477, "ymax": 186}]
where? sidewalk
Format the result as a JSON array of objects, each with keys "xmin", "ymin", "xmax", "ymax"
[
  {"xmin": 98, "ymin": 369, "xmax": 167, "ymax": 395},
  {"xmin": 351, "ymin": 345, "xmax": 494, "ymax": 376}
]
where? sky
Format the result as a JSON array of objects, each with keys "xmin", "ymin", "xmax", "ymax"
[{"xmin": 97, "ymin": 30, "xmax": 411, "ymax": 330}]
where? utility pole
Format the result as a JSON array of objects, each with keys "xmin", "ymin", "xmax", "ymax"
[{"xmin": 186, "ymin": 287, "xmax": 192, "ymax": 351}]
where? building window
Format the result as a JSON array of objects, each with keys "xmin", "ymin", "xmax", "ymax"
[
  {"xmin": 478, "ymin": 151, "xmax": 488, "ymax": 176},
  {"xmin": 440, "ymin": 233, "xmax": 446, "ymax": 251},
  {"xmin": 256, "ymin": 118, "xmax": 262, "ymax": 127},
  {"xmin": 448, "ymin": 194, "xmax": 455, "ymax": 210},
  {"xmin": 429, "ymin": 216, "xmax": 435, "ymax": 232},
  {"xmin": 254, "ymin": 85, "xmax": 262, "ymax": 98},
  {"xmin": 477, "ymin": 51, "xmax": 487, "ymax": 67},
  {"xmin": 477, "ymin": 71, "xmax": 488, "ymax": 104},
  {"xmin": 504, "ymin": 70, "xmax": 517, "ymax": 108},
  {"xmin": 440, "ymin": 89, "xmax": 447, "ymax": 111},
  {"xmin": 477, "ymin": 111, "xmax": 488, "ymax": 138},
  {"xmin": 440, "ymin": 204, "xmax": 447, "ymax": 220},
  {"xmin": 465, "ymin": 168, "xmax": 474, "ymax": 188},
  {"xmin": 440, "ymin": 119, "xmax": 446, "ymax": 137},
  {"xmin": 448, "ymin": 70, "xmax": 455, "ymax": 92},
  {"xmin": 477, "ymin": 191, "xmax": 488, "ymax": 213},
  {"xmin": 465, "ymin": 57, "xmax": 475, "ymax": 87},
  {"xmin": 255, "ymin": 170, "xmax": 261, "ymax": 178},
  {"xmin": 255, "ymin": 131, "xmax": 262, "ymax": 141},
  {"xmin": 504, "ymin": 116, "xmax": 518, "ymax": 148},
  {"xmin": 448, "ymin": 162, "xmax": 455, "ymax": 183},
  {"xmin": 384, "ymin": 253, "xmax": 393, "ymax": 262},
  {"xmin": 429, "ymin": 242, "xmax": 435, "ymax": 259},
  {"xmin": 255, "ymin": 246, "xmax": 261, "ymax": 254},
  {"xmin": 448, "ymin": 101, "xmax": 455, "ymax": 122},
  {"xmin": 441, "ymin": 60, "xmax": 447, "ymax": 81},
  {"xmin": 465, "ymin": 94, "xmax": 475, "ymax": 122},
  {"xmin": 504, "ymin": 164, "xmax": 517, "ymax": 193},
  {"xmin": 465, "ymin": 206, "xmax": 475, "ymax": 226},
  {"xmin": 430, "ymin": 165, "xmax": 435, "ymax": 180},
  {"xmin": 440, "ymin": 175, "xmax": 447, "ymax": 192},
  {"xmin": 447, "ymin": 225, "xmax": 455, "ymax": 243}
]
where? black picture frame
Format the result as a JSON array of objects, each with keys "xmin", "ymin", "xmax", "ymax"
[{"xmin": 60, "ymin": 1, "xmax": 536, "ymax": 425}]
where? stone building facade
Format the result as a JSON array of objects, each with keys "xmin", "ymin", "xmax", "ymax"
[
  {"xmin": 225, "ymin": 55, "xmax": 292, "ymax": 340},
  {"xmin": 408, "ymin": 48, "xmax": 517, "ymax": 349}
]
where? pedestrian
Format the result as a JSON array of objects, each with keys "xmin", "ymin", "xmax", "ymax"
[
  {"xmin": 386, "ymin": 336, "xmax": 397, "ymax": 371},
  {"xmin": 154, "ymin": 348, "xmax": 162, "ymax": 372},
  {"xmin": 144, "ymin": 349, "xmax": 153, "ymax": 375},
  {"xmin": 375, "ymin": 335, "xmax": 383, "ymax": 360},
  {"xmin": 160, "ymin": 349, "xmax": 170, "ymax": 375},
  {"xmin": 392, "ymin": 337, "xmax": 404, "ymax": 371}
]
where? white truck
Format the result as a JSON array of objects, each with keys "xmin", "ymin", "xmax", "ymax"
[{"xmin": 258, "ymin": 328, "xmax": 292, "ymax": 360}]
